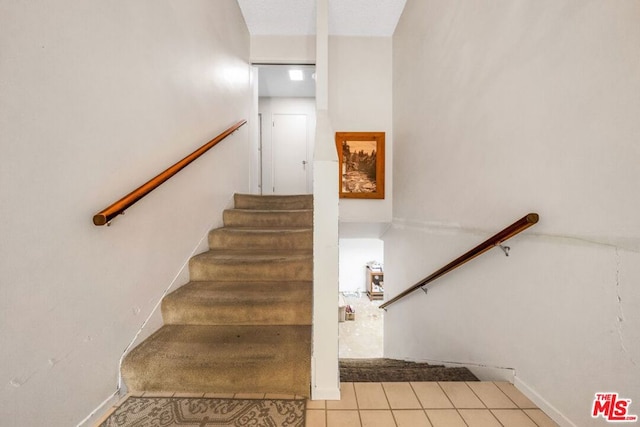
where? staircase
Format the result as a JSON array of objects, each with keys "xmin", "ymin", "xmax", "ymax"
[{"xmin": 121, "ymin": 194, "xmax": 313, "ymax": 397}]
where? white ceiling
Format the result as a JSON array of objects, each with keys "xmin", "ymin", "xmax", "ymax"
[
  {"xmin": 258, "ymin": 65, "xmax": 316, "ymax": 98},
  {"xmin": 237, "ymin": 0, "xmax": 407, "ymax": 37}
]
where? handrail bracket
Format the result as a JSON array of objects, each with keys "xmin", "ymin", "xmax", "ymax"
[{"xmin": 498, "ymin": 244, "xmax": 510, "ymax": 257}]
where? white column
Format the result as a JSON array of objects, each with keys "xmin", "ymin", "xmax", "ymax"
[{"xmin": 311, "ymin": 0, "xmax": 341, "ymax": 400}]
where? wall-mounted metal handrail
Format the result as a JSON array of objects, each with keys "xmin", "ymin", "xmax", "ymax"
[
  {"xmin": 93, "ymin": 120, "xmax": 247, "ymax": 226},
  {"xmin": 379, "ymin": 213, "xmax": 539, "ymax": 310}
]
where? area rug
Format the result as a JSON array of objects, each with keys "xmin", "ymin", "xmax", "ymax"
[
  {"xmin": 340, "ymin": 358, "xmax": 479, "ymax": 382},
  {"xmin": 99, "ymin": 396, "xmax": 305, "ymax": 427}
]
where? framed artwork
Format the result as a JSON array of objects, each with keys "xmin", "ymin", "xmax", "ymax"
[{"xmin": 335, "ymin": 132, "xmax": 385, "ymax": 199}]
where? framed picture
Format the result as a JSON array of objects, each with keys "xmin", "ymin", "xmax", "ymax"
[{"xmin": 335, "ymin": 132, "xmax": 385, "ymax": 199}]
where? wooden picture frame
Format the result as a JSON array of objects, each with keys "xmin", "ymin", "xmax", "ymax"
[{"xmin": 335, "ymin": 132, "xmax": 385, "ymax": 199}]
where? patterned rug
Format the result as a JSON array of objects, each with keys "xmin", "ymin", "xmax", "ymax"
[{"xmin": 99, "ymin": 396, "xmax": 305, "ymax": 427}]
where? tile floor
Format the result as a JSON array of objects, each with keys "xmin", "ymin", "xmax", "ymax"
[{"xmin": 306, "ymin": 381, "xmax": 559, "ymax": 427}]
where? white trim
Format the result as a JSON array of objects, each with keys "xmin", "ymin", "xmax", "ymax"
[
  {"xmin": 312, "ymin": 387, "xmax": 341, "ymax": 400},
  {"xmin": 75, "ymin": 390, "xmax": 119, "ymax": 427},
  {"xmin": 514, "ymin": 376, "xmax": 577, "ymax": 427},
  {"xmin": 465, "ymin": 365, "xmax": 515, "ymax": 382}
]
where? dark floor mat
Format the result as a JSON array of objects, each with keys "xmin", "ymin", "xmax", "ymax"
[{"xmin": 340, "ymin": 358, "xmax": 479, "ymax": 382}]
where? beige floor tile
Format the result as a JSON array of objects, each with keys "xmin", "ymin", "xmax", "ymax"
[
  {"xmin": 494, "ymin": 382, "xmax": 537, "ymax": 409},
  {"xmin": 306, "ymin": 409, "xmax": 327, "ymax": 427},
  {"xmin": 354, "ymin": 383, "xmax": 390, "ymax": 409},
  {"xmin": 327, "ymin": 383, "xmax": 358, "ymax": 410},
  {"xmin": 393, "ymin": 409, "xmax": 433, "ymax": 427},
  {"xmin": 524, "ymin": 409, "xmax": 560, "ymax": 426},
  {"xmin": 439, "ymin": 382, "xmax": 485, "ymax": 408},
  {"xmin": 360, "ymin": 410, "xmax": 397, "ymax": 427},
  {"xmin": 383, "ymin": 382, "xmax": 422, "ymax": 409},
  {"xmin": 307, "ymin": 399, "xmax": 327, "ymax": 409},
  {"xmin": 327, "ymin": 410, "xmax": 361, "ymax": 427},
  {"xmin": 458, "ymin": 409, "xmax": 502, "ymax": 427},
  {"xmin": 491, "ymin": 409, "xmax": 538, "ymax": 426},
  {"xmin": 411, "ymin": 382, "xmax": 453, "ymax": 409},
  {"xmin": 425, "ymin": 409, "xmax": 467, "ymax": 427},
  {"xmin": 233, "ymin": 392, "xmax": 265, "ymax": 399},
  {"xmin": 467, "ymin": 382, "xmax": 517, "ymax": 408}
]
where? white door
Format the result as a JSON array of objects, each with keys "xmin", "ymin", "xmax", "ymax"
[{"xmin": 272, "ymin": 114, "xmax": 309, "ymax": 194}]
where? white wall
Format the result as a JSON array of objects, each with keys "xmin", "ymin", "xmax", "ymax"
[
  {"xmin": 387, "ymin": 1, "xmax": 640, "ymax": 426},
  {"xmin": 339, "ymin": 239, "xmax": 384, "ymax": 293},
  {"xmin": 258, "ymin": 97, "xmax": 316, "ymax": 194},
  {"xmin": 0, "ymin": 1, "xmax": 251, "ymax": 425},
  {"xmin": 251, "ymin": 35, "xmax": 316, "ymax": 64},
  {"xmin": 329, "ymin": 36, "xmax": 393, "ymax": 225}
]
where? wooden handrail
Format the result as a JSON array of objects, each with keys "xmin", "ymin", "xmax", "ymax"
[
  {"xmin": 93, "ymin": 120, "xmax": 247, "ymax": 226},
  {"xmin": 380, "ymin": 213, "xmax": 539, "ymax": 310}
]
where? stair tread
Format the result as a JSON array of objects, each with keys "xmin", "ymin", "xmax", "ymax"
[
  {"xmin": 223, "ymin": 208, "xmax": 312, "ymax": 228},
  {"xmin": 208, "ymin": 227, "xmax": 312, "ymax": 251},
  {"xmin": 192, "ymin": 249, "xmax": 312, "ymax": 261},
  {"xmin": 165, "ymin": 281, "xmax": 312, "ymax": 305},
  {"xmin": 162, "ymin": 281, "xmax": 312, "ymax": 326},
  {"xmin": 234, "ymin": 194, "xmax": 313, "ymax": 210},
  {"xmin": 227, "ymin": 208, "xmax": 313, "ymax": 213},
  {"xmin": 122, "ymin": 324, "xmax": 311, "ymax": 395},
  {"xmin": 124, "ymin": 324, "xmax": 311, "ymax": 360},
  {"xmin": 210, "ymin": 227, "xmax": 312, "ymax": 233}
]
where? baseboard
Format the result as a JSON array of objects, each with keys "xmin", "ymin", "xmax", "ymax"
[
  {"xmin": 312, "ymin": 386, "xmax": 341, "ymax": 400},
  {"xmin": 514, "ymin": 376, "xmax": 577, "ymax": 427},
  {"xmin": 465, "ymin": 364, "xmax": 515, "ymax": 382},
  {"xmin": 75, "ymin": 390, "xmax": 120, "ymax": 427}
]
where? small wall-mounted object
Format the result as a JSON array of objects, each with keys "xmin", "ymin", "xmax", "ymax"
[{"xmin": 335, "ymin": 132, "xmax": 385, "ymax": 199}]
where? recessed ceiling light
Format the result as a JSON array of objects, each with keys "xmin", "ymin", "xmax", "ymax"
[{"xmin": 289, "ymin": 69, "xmax": 304, "ymax": 81}]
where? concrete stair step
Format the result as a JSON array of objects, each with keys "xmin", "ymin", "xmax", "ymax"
[
  {"xmin": 189, "ymin": 249, "xmax": 312, "ymax": 282},
  {"xmin": 121, "ymin": 324, "xmax": 311, "ymax": 396},
  {"xmin": 234, "ymin": 193, "xmax": 313, "ymax": 210},
  {"xmin": 223, "ymin": 209, "xmax": 312, "ymax": 228},
  {"xmin": 208, "ymin": 227, "xmax": 312, "ymax": 251},
  {"xmin": 162, "ymin": 281, "xmax": 312, "ymax": 325}
]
